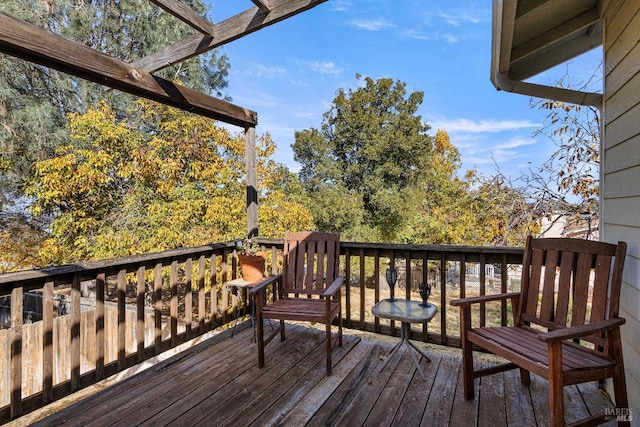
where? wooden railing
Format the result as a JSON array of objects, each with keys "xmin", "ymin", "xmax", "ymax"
[{"xmin": 0, "ymin": 239, "xmax": 524, "ymax": 423}]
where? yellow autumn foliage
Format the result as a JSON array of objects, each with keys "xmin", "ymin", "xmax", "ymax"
[{"xmin": 26, "ymin": 100, "xmax": 313, "ymax": 265}]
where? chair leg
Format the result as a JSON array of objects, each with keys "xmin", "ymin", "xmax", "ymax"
[
  {"xmin": 519, "ymin": 368, "xmax": 531, "ymax": 386},
  {"xmin": 610, "ymin": 329, "xmax": 629, "ymax": 422},
  {"xmin": 613, "ymin": 373, "xmax": 630, "ymax": 427},
  {"xmin": 548, "ymin": 342, "xmax": 564, "ymax": 427},
  {"xmin": 257, "ymin": 312, "xmax": 265, "ymax": 369},
  {"xmin": 460, "ymin": 307, "xmax": 475, "ymax": 400},
  {"xmin": 461, "ymin": 337, "xmax": 474, "ymax": 400},
  {"xmin": 326, "ymin": 320, "xmax": 332, "ymax": 375},
  {"xmin": 338, "ymin": 313, "xmax": 343, "ymax": 347},
  {"xmin": 280, "ymin": 320, "xmax": 286, "ymax": 341}
]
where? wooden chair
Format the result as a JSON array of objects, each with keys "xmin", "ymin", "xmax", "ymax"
[
  {"xmin": 250, "ymin": 231, "xmax": 343, "ymax": 375},
  {"xmin": 451, "ymin": 237, "xmax": 629, "ymax": 427}
]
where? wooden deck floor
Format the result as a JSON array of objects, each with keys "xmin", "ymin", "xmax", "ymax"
[{"xmin": 24, "ymin": 323, "xmax": 616, "ymax": 427}]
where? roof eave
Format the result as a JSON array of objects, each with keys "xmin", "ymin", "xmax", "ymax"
[{"xmin": 490, "ymin": 0, "xmax": 603, "ymax": 109}]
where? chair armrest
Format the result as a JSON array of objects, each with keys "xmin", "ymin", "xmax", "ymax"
[
  {"xmin": 249, "ymin": 274, "xmax": 282, "ymax": 294},
  {"xmin": 538, "ymin": 318, "xmax": 626, "ymax": 342},
  {"xmin": 450, "ymin": 292, "xmax": 521, "ymax": 307},
  {"xmin": 323, "ymin": 276, "xmax": 344, "ymax": 297}
]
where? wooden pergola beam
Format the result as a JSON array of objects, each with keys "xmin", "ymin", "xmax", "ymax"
[
  {"xmin": 251, "ymin": 0, "xmax": 272, "ymax": 11},
  {"xmin": 131, "ymin": 0, "xmax": 328, "ymax": 73},
  {"xmin": 150, "ymin": 0, "xmax": 216, "ymax": 36},
  {"xmin": 0, "ymin": 12, "xmax": 257, "ymax": 128}
]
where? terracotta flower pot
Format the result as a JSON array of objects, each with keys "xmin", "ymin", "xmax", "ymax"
[{"xmin": 239, "ymin": 254, "xmax": 266, "ymax": 282}]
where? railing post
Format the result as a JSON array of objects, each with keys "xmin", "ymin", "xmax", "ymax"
[
  {"xmin": 10, "ymin": 286, "xmax": 23, "ymax": 419},
  {"xmin": 244, "ymin": 126, "xmax": 258, "ymax": 238}
]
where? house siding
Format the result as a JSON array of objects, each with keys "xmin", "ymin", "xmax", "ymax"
[{"xmin": 603, "ymin": 0, "xmax": 640, "ymax": 420}]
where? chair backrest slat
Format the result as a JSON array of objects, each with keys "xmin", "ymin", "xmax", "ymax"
[
  {"xmin": 554, "ymin": 250, "xmax": 575, "ymax": 327},
  {"xmin": 518, "ymin": 236, "xmax": 626, "ymax": 349},
  {"xmin": 282, "ymin": 231, "xmax": 340, "ymax": 296}
]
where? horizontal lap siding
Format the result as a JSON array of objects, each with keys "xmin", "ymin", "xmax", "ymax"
[{"xmin": 603, "ymin": 0, "xmax": 640, "ymax": 416}]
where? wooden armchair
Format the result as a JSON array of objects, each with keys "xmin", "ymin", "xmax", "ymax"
[
  {"xmin": 249, "ymin": 231, "xmax": 343, "ymax": 375},
  {"xmin": 451, "ymin": 237, "xmax": 629, "ymax": 427}
]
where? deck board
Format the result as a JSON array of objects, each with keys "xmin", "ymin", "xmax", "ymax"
[{"xmin": 24, "ymin": 323, "xmax": 617, "ymax": 427}]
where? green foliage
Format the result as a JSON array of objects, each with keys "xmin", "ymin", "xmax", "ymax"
[
  {"xmin": 294, "ymin": 75, "xmax": 434, "ymax": 240},
  {"xmin": 294, "ymin": 75, "xmax": 535, "ymax": 246},
  {"xmin": 26, "ymin": 101, "xmax": 313, "ymax": 265},
  {"xmin": 0, "ymin": 0, "xmax": 230, "ymax": 266}
]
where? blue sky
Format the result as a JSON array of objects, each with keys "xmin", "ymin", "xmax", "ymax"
[{"xmin": 208, "ymin": 0, "xmax": 601, "ymax": 179}]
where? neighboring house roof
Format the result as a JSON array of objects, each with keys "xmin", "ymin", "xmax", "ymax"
[{"xmin": 491, "ymin": 0, "xmax": 604, "ymax": 107}]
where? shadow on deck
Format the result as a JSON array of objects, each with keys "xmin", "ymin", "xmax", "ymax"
[{"xmin": 18, "ymin": 323, "xmax": 616, "ymax": 426}]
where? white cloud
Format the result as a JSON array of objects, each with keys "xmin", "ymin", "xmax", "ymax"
[
  {"xmin": 329, "ymin": 1, "xmax": 352, "ymax": 12},
  {"xmin": 437, "ymin": 9, "xmax": 490, "ymax": 26},
  {"xmin": 431, "ymin": 118, "xmax": 538, "ymax": 133},
  {"xmin": 242, "ymin": 63, "xmax": 286, "ymax": 79},
  {"xmin": 309, "ymin": 61, "xmax": 343, "ymax": 75},
  {"xmin": 403, "ymin": 28, "xmax": 429, "ymax": 40},
  {"xmin": 491, "ymin": 137, "xmax": 538, "ymax": 151},
  {"xmin": 348, "ymin": 19, "xmax": 395, "ymax": 31},
  {"xmin": 439, "ymin": 13, "xmax": 479, "ymax": 27},
  {"xmin": 442, "ymin": 33, "xmax": 460, "ymax": 43}
]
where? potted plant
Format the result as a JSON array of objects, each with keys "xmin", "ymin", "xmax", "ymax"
[{"xmin": 235, "ymin": 237, "xmax": 266, "ymax": 282}]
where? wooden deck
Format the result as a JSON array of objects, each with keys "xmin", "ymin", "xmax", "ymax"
[{"xmin": 22, "ymin": 323, "xmax": 616, "ymax": 427}]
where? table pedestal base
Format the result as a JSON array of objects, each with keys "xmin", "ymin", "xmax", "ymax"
[{"xmin": 381, "ymin": 322, "xmax": 431, "ymax": 380}]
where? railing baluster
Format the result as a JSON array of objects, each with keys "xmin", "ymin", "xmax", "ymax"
[
  {"xmin": 344, "ymin": 248, "xmax": 351, "ymax": 329},
  {"xmin": 154, "ymin": 263, "xmax": 163, "ymax": 351},
  {"xmin": 389, "ymin": 250, "xmax": 396, "ymax": 337},
  {"xmin": 404, "ymin": 255, "xmax": 411, "ymax": 300},
  {"xmin": 71, "ymin": 272, "xmax": 81, "ymax": 390},
  {"xmin": 10, "ymin": 285, "xmax": 23, "ymax": 418},
  {"xmin": 95, "ymin": 273, "xmax": 105, "ymax": 380},
  {"xmin": 359, "ymin": 248, "xmax": 365, "ymax": 330},
  {"xmin": 421, "ymin": 252, "xmax": 428, "ymax": 341},
  {"xmin": 480, "ymin": 254, "xmax": 486, "ymax": 327},
  {"xmin": 198, "ymin": 255, "xmax": 206, "ymax": 331},
  {"xmin": 373, "ymin": 250, "xmax": 380, "ymax": 334},
  {"xmin": 117, "ymin": 269, "xmax": 126, "ymax": 371},
  {"xmin": 439, "ymin": 253, "xmax": 447, "ymax": 343},
  {"xmin": 501, "ymin": 254, "xmax": 508, "ymax": 326},
  {"xmin": 42, "ymin": 281, "xmax": 53, "ymax": 404},
  {"xmin": 210, "ymin": 254, "xmax": 218, "ymax": 325},
  {"xmin": 185, "ymin": 258, "xmax": 193, "ymax": 340},
  {"xmin": 221, "ymin": 251, "xmax": 229, "ymax": 324},
  {"xmin": 136, "ymin": 266, "xmax": 145, "ymax": 362}
]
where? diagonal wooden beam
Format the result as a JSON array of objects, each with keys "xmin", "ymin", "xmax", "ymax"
[
  {"xmin": 251, "ymin": 0, "xmax": 272, "ymax": 11},
  {"xmin": 0, "ymin": 12, "xmax": 257, "ymax": 127},
  {"xmin": 150, "ymin": 0, "xmax": 216, "ymax": 36},
  {"xmin": 132, "ymin": 0, "xmax": 328, "ymax": 73}
]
